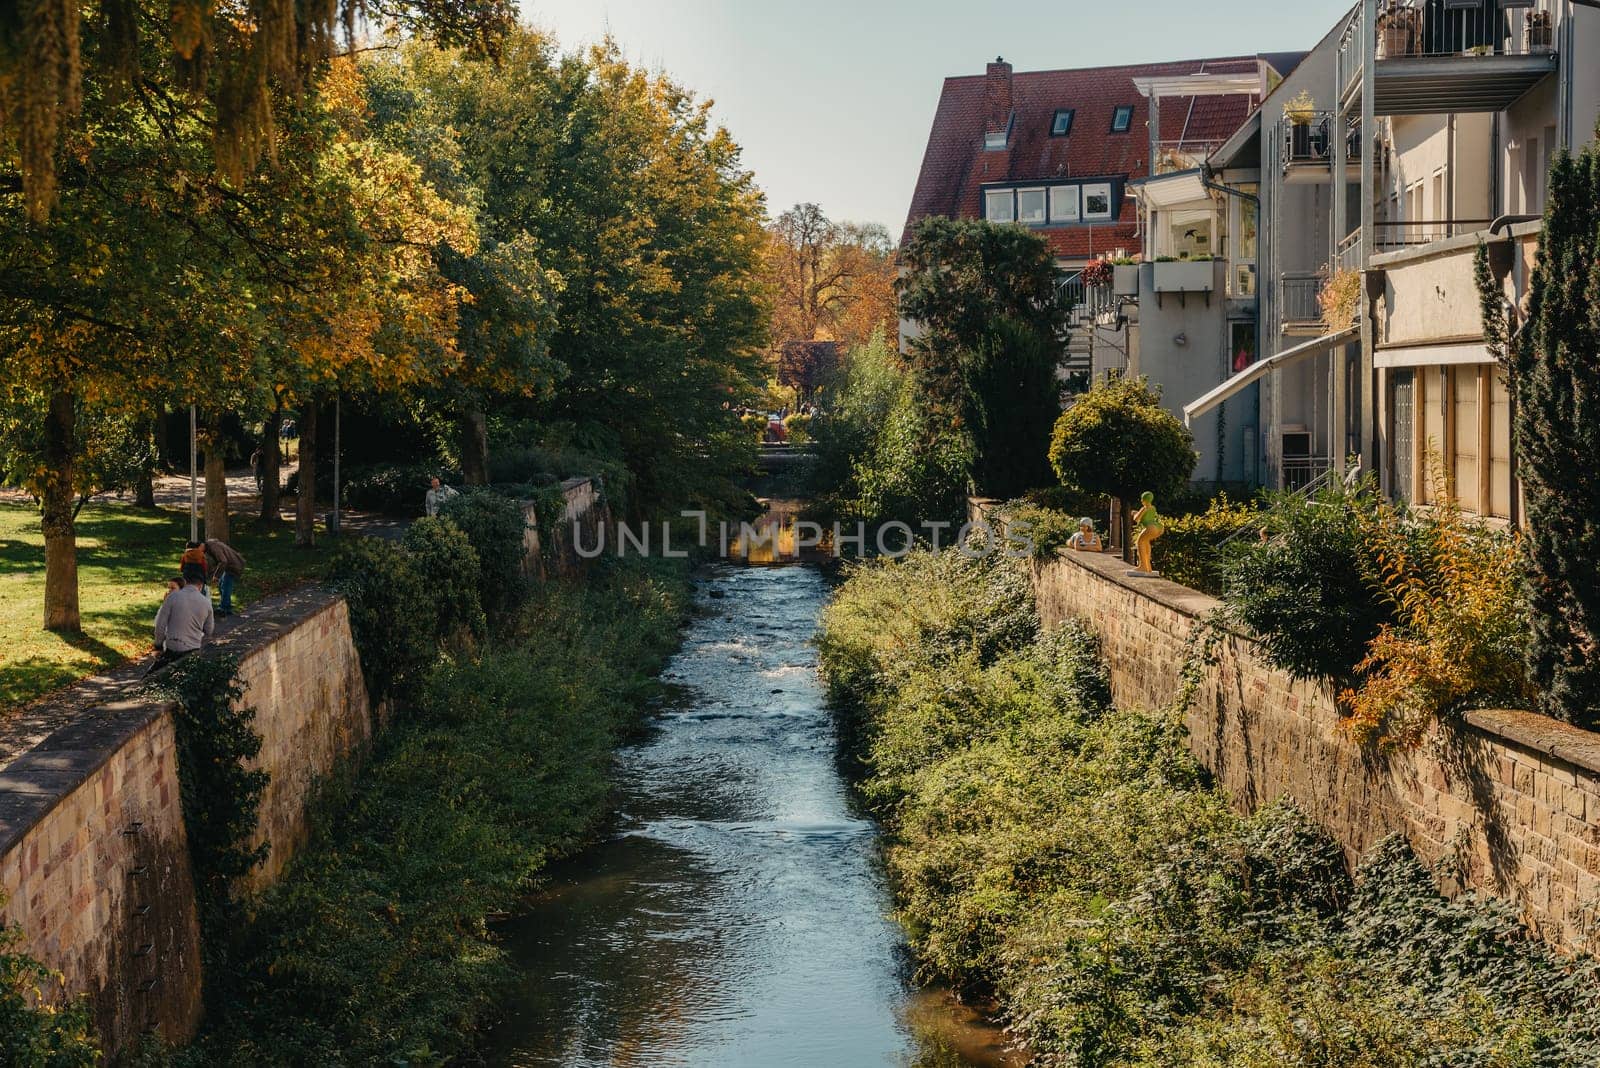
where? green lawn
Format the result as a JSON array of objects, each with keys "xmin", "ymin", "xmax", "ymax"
[{"xmin": 0, "ymin": 501, "xmax": 328, "ymax": 711}]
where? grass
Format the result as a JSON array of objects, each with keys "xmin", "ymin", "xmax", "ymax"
[{"xmin": 0, "ymin": 501, "xmax": 327, "ymax": 711}]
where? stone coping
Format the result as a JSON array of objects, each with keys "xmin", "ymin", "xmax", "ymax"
[
  {"xmin": 0, "ymin": 584, "xmax": 345, "ymax": 856},
  {"xmin": 1023, "ymin": 521, "xmax": 1600, "ymax": 783}
]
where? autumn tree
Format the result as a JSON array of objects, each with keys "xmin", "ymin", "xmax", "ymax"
[{"xmin": 766, "ymin": 203, "xmax": 898, "ymax": 356}]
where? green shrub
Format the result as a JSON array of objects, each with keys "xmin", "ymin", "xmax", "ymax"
[
  {"xmin": 401, "ymin": 517, "xmax": 486, "ymax": 646},
  {"xmin": 996, "ymin": 501, "xmax": 1087, "ymax": 558},
  {"xmin": 0, "ymin": 918, "xmax": 99, "ymax": 1066},
  {"xmin": 332, "ymin": 538, "xmax": 438, "ymax": 704},
  {"xmin": 822, "ymin": 546, "xmax": 1597, "ymax": 1066},
  {"xmin": 439, "ymin": 489, "xmax": 529, "ymax": 624},
  {"xmin": 1160, "ymin": 495, "xmax": 1264, "ymax": 596},
  {"xmin": 187, "ymin": 559, "xmax": 691, "ymax": 1065},
  {"xmin": 1222, "ymin": 479, "xmax": 1391, "ymax": 682}
]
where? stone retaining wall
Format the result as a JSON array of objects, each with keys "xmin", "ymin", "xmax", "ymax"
[
  {"xmin": 973, "ymin": 499, "xmax": 1600, "ymax": 955},
  {"xmin": 0, "ymin": 480, "xmax": 612, "ymax": 1058}
]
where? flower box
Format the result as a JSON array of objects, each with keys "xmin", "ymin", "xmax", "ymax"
[{"xmin": 1151, "ymin": 259, "xmax": 1215, "ymax": 294}]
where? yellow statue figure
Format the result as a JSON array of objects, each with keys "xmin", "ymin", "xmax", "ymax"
[{"xmin": 1129, "ymin": 491, "xmax": 1165, "ymax": 576}]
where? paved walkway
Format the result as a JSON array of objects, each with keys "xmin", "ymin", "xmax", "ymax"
[{"xmin": 1, "ymin": 463, "xmax": 405, "ymax": 539}]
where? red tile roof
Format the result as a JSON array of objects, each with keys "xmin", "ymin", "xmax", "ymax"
[{"xmin": 903, "ymin": 56, "xmax": 1264, "ymax": 262}]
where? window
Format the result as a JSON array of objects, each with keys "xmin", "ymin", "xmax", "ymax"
[
  {"xmin": 1082, "ymin": 182, "xmax": 1113, "ymax": 220},
  {"xmin": 984, "ymin": 129, "xmax": 1008, "ymax": 151},
  {"xmin": 1051, "ymin": 109, "xmax": 1075, "ymax": 137},
  {"xmin": 1049, "ymin": 185, "xmax": 1080, "ymax": 223},
  {"xmin": 1111, "ymin": 105, "xmax": 1134, "ymax": 133},
  {"xmin": 984, "ymin": 189, "xmax": 1014, "ymax": 223},
  {"xmin": 1452, "ymin": 367, "xmax": 1480, "ymax": 514},
  {"xmin": 1017, "ymin": 188, "xmax": 1047, "ymax": 224}
]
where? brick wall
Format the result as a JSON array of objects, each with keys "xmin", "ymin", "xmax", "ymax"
[
  {"xmin": 521, "ymin": 476, "xmax": 611, "ymax": 581},
  {"xmin": 0, "ymin": 586, "xmax": 372, "ymax": 1057},
  {"xmin": 0, "ymin": 701, "xmax": 203, "ymax": 1056},
  {"xmin": 1025, "ymin": 542, "xmax": 1600, "ymax": 955}
]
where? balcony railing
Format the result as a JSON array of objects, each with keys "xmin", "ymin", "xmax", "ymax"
[
  {"xmin": 1283, "ymin": 455, "xmax": 1334, "ymax": 492},
  {"xmin": 1281, "ymin": 272, "xmax": 1327, "ymax": 325},
  {"xmin": 1154, "ymin": 139, "xmax": 1226, "ymax": 176},
  {"xmin": 1055, "ymin": 272, "xmax": 1117, "ymax": 324},
  {"xmin": 1373, "ymin": 218, "xmax": 1494, "ymax": 251},
  {"xmin": 1378, "ymin": 0, "xmax": 1556, "ymax": 61},
  {"xmin": 1282, "ymin": 113, "xmax": 1364, "ymax": 168},
  {"xmin": 1336, "ymin": 228, "xmax": 1364, "ymax": 272}
]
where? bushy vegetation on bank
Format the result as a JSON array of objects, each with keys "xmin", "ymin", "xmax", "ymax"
[
  {"xmin": 819, "ymin": 549, "xmax": 1600, "ymax": 1066},
  {"xmin": 181, "ymin": 556, "xmax": 689, "ymax": 1065}
]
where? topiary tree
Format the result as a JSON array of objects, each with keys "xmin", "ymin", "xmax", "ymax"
[
  {"xmin": 1476, "ymin": 132, "xmax": 1600, "ymax": 728},
  {"xmin": 1048, "ymin": 375, "xmax": 1196, "ymax": 554}
]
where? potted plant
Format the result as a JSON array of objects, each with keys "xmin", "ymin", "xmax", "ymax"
[
  {"xmin": 1378, "ymin": 1, "xmax": 1417, "ymax": 58},
  {"xmin": 1081, "ymin": 258, "xmax": 1113, "ymax": 288},
  {"xmin": 1527, "ymin": 10, "xmax": 1553, "ymax": 53},
  {"xmin": 1283, "ymin": 90, "xmax": 1316, "ymax": 159},
  {"xmin": 1111, "ymin": 255, "xmax": 1140, "ymax": 296},
  {"xmin": 1318, "ymin": 267, "xmax": 1362, "ymax": 326}
]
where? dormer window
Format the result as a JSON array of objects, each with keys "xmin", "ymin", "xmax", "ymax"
[
  {"xmin": 1051, "ymin": 109, "xmax": 1075, "ymax": 137},
  {"xmin": 1111, "ymin": 105, "xmax": 1134, "ymax": 133},
  {"xmin": 984, "ymin": 129, "xmax": 1008, "ymax": 150},
  {"xmin": 984, "ymin": 189, "xmax": 1015, "ymax": 223}
]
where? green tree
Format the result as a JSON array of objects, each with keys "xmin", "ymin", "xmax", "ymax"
[
  {"xmin": 896, "ymin": 217, "xmax": 1063, "ymax": 498},
  {"xmin": 1477, "ymin": 136, "xmax": 1600, "ymax": 727},
  {"xmin": 1049, "ymin": 374, "xmax": 1196, "ymax": 547}
]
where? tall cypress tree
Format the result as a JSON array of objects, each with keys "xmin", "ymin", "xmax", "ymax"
[{"xmin": 1478, "ymin": 134, "xmax": 1600, "ymax": 727}]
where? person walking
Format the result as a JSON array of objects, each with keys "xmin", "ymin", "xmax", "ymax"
[
  {"xmin": 147, "ymin": 563, "xmax": 214, "ymax": 676},
  {"xmin": 203, "ymin": 537, "xmax": 247, "ymax": 617},
  {"xmin": 425, "ymin": 476, "xmax": 460, "ymax": 517},
  {"xmin": 249, "ymin": 447, "xmax": 264, "ymax": 496}
]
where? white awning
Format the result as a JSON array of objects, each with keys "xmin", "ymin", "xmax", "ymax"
[
  {"xmin": 1374, "ymin": 340, "xmax": 1494, "ymax": 368},
  {"xmin": 1133, "ymin": 73, "xmax": 1263, "ymax": 99},
  {"xmin": 1134, "ymin": 169, "xmax": 1211, "ymax": 209},
  {"xmin": 1183, "ymin": 326, "xmax": 1359, "ymax": 426}
]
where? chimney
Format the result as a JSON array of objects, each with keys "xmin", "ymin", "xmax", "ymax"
[{"xmin": 984, "ymin": 57, "xmax": 1013, "ymax": 148}]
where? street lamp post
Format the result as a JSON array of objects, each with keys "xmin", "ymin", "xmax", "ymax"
[{"xmin": 189, "ymin": 404, "xmax": 198, "ymax": 543}]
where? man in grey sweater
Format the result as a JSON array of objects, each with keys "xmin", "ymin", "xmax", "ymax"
[{"xmin": 147, "ymin": 564, "xmax": 215, "ymax": 675}]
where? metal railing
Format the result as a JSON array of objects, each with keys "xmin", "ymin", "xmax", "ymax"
[
  {"xmin": 1154, "ymin": 139, "xmax": 1226, "ymax": 176},
  {"xmin": 1336, "ymin": 228, "xmax": 1364, "ymax": 272},
  {"xmin": 1282, "ymin": 113, "xmax": 1364, "ymax": 167},
  {"xmin": 1281, "ymin": 272, "xmax": 1327, "ymax": 324},
  {"xmin": 1373, "ymin": 217, "xmax": 1494, "ymax": 250},
  {"xmin": 1380, "ymin": 0, "xmax": 1556, "ymax": 60},
  {"xmin": 1055, "ymin": 271, "xmax": 1117, "ymax": 323},
  {"xmin": 1283, "ymin": 455, "xmax": 1335, "ymax": 492},
  {"xmin": 1337, "ymin": 12, "xmax": 1364, "ymax": 101}
]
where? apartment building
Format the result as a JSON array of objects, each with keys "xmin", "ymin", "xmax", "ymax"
[
  {"xmin": 900, "ymin": 54, "xmax": 1283, "ymax": 408},
  {"xmin": 1179, "ymin": 0, "xmax": 1600, "ymax": 514}
]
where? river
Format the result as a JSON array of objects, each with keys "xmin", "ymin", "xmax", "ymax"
[{"xmin": 485, "ymin": 563, "xmax": 1018, "ymax": 1067}]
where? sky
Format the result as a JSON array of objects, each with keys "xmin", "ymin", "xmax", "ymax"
[{"xmin": 521, "ymin": 1, "xmax": 1354, "ymax": 236}]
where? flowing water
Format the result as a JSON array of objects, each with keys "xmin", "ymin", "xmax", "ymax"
[{"xmin": 486, "ymin": 564, "xmax": 1020, "ymax": 1067}]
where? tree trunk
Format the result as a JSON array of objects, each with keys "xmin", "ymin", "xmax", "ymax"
[
  {"xmin": 203, "ymin": 418, "xmax": 230, "ymax": 542},
  {"xmin": 294, "ymin": 400, "xmax": 318, "ymax": 548},
  {"xmin": 259, "ymin": 401, "xmax": 283, "ymax": 529},
  {"xmin": 134, "ymin": 465, "xmax": 156, "ymax": 509},
  {"xmin": 461, "ymin": 405, "xmax": 490, "ymax": 486},
  {"xmin": 42, "ymin": 390, "xmax": 81, "ymax": 632}
]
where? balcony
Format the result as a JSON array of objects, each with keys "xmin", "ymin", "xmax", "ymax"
[
  {"xmin": 1373, "ymin": 217, "xmax": 1494, "ymax": 252},
  {"xmin": 1336, "ymin": 228, "xmax": 1364, "ymax": 272},
  {"xmin": 1281, "ymin": 113, "xmax": 1364, "ymax": 184},
  {"xmin": 1281, "ymin": 272, "xmax": 1328, "ymax": 333},
  {"xmin": 1154, "ymin": 139, "xmax": 1226, "ymax": 176},
  {"xmin": 1339, "ymin": 0, "xmax": 1558, "ymax": 117}
]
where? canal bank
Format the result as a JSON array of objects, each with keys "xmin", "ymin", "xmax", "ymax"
[{"xmin": 487, "ymin": 564, "xmax": 1018, "ymax": 1067}]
